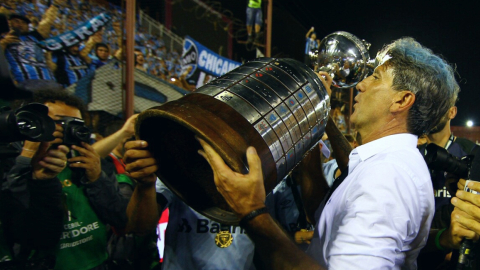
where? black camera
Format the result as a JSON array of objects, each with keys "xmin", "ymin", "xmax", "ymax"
[
  {"xmin": 55, "ymin": 116, "xmax": 91, "ymax": 146},
  {"xmin": 0, "ymin": 103, "xmax": 55, "ymax": 143},
  {"xmin": 424, "ymin": 143, "xmax": 473, "ymax": 179}
]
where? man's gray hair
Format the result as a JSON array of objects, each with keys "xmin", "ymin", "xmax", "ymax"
[{"xmin": 378, "ymin": 38, "xmax": 459, "ymax": 136}]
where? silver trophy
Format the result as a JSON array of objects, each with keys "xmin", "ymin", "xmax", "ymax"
[
  {"xmin": 136, "ymin": 31, "xmax": 372, "ymax": 224},
  {"xmin": 314, "ymin": 31, "xmax": 374, "ymax": 89}
]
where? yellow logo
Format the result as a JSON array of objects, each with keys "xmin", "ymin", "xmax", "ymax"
[{"xmin": 215, "ymin": 231, "xmax": 233, "ymax": 248}]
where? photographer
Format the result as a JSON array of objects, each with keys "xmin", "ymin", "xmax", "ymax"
[
  {"xmin": 417, "ymin": 104, "xmax": 479, "ymax": 269},
  {"xmin": 0, "ymin": 109, "xmax": 66, "ymax": 267},
  {"xmin": 2, "ymin": 89, "xmax": 129, "ymax": 270}
]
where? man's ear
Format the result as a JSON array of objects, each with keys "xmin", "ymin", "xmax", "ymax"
[
  {"xmin": 391, "ymin": 91, "xmax": 415, "ymax": 113},
  {"xmin": 448, "ymin": 106, "xmax": 457, "ymax": 120}
]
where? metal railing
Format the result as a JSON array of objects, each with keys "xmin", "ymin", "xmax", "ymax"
[{"xmin": 138, "ymin": 10, "xmax": 184, "ymax": 53}]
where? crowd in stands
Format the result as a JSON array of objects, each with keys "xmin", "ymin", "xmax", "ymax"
[{"xmin": 0, "ymin": 0, "xmax": 188, "ymax": 90}]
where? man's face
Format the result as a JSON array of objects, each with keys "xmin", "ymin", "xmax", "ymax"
[
  {"xmin": 45, "ymin": 101, "xmax": 82, "ymax": 121},
  {"xmin": 135, "ymin": 51, "xmax": 145, "ymax": 65},
  {"xmin": 9, "ymin": 18, "xmax": 29, "ymax": 34},
  {"xmin": 68, "ymin": 45, "xmax": 80, "ymax": 56},
  {"xmin": 351, "ymin": 64, "xmax": 397, "ymax": 133},
  {"xmin": 96, "ymin": 46, "xmax": 110, "ymax": 61}
]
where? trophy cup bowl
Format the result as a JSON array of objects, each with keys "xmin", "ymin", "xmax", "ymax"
[
  {"xmin": 136, "ymin": 58, "xmax": 330, "ymax": 224},
  {"xmin": 315, "ymin": 31, "xmax": 373, "ymax": 89},
  {"xmin": 136, "ymin": 31, "xmax": 372, "ymax": 224}
]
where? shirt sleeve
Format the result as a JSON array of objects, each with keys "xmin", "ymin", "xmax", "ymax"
[
  {"xmin": 327, "ymin": 162, "xmax": 426, "ymax": 269},
  {"xmin": 84, "ymin": 171, "xmax": 129, "ymax": 229}
]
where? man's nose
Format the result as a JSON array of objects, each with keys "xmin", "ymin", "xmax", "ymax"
[{"xmin": 356, "ymin": 79, "xmax": 366, "ymax": 92}]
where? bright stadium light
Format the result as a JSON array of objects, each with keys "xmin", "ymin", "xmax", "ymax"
[{"xmin": 466, "ymin": 120, "xmax": 474, "ymax": 127}]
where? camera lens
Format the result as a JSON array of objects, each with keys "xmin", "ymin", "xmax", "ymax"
[
  {"xmin": 73, "ymin": 126, "xmax": 91, "ymax": 143},
  {"xmin": 15, "ymin": 110, "xmax": 43, "ymax": 138}
]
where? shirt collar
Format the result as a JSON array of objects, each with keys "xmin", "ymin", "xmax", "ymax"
[{"xmin": 348, "ymin": 133, "xmax": 418, "ymax": 173}]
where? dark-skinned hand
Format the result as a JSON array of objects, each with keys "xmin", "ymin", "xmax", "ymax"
[
  {"xmin": 123, "ymin": 140, "xmax": 158, "ymax": 187},
  {"xmin": 68, "ymin": 142, "xmax": 102, "ymax": 182}
]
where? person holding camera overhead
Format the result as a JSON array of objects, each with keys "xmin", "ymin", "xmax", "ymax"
[{"xmin": 1, "ymin": 89, "xmax": 129, "ymax": 270}]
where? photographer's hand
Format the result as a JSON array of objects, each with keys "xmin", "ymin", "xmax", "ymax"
[
  {"xmin": 123, "ymin": 140, "xmax": 158, "ymax": 186},
  {"xmin": 32, "ymin": 143, "xmax": 69, "ymax": 180},
  {"xmin": 68, "ymin": 142, "xmax": 101, "ymax": 182},
  {"xmin": 439, "ymin": 181, "xmax": 480, "ymax": 249},
  {"xmin": 451, "ymin": 182, "xmax": 480, "ymax": 235},
  {"xmin": 28, "ymin": 124, "xmax": 68, "ymax": 180},
  {"xmin": 458, "ymin": 178, "xmax": 467, "ymax": 190}
]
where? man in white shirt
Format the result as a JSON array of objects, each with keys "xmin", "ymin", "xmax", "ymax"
[{"xmin": 193, "ymin": 37, "xmax": 460, "ymax": 269}]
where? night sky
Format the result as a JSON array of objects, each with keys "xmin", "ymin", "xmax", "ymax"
[{"xmin": 144, "ymin": 0, "xmax": 480, "ymax": 126}]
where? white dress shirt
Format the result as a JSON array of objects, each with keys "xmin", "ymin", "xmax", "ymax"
[{"xmin": 307, "ymin": 134, "xmax": 434, "ymax": 269}]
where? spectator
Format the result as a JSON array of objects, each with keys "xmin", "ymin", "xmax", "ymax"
[
  {"xmin": 3, "ymin": 89, "xmax": 129, "ymax": 270},
  {"xmin": 81, "ymin": 23, "xmax": 122, "ymax": 70},
  {"xmin": 80, "ymin": 31, "xmax": 107, "ymax": 69},
  {"xmin": 304, "ymin": 27, "xmax": 318, "ymax": 68},
  {"xmin": 91, "ymin": 43, "xmax": 111, "ymax": 69},
  {"xmin": 1, "ymin": 2, "xmax": 61, "ymax": 84},
  {"xmin": 134, "ymin": 49, "xmax": 146, "ymax": 72},
  {"xmin": 245, "ymin": 0, "xmax": 263, "ymax": 44},
  {"xmin": 49, "ymin": 44, "xmax": 93, "ymax": 87}
]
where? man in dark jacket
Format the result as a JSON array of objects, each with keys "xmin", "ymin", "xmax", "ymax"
[{"xmin": 1, "ymin": 89, "xmax": 129, "ymax": 270}]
